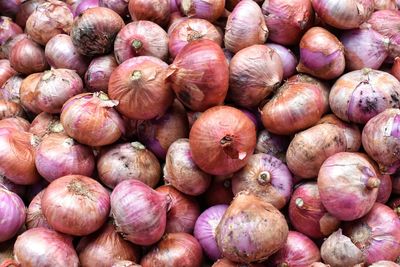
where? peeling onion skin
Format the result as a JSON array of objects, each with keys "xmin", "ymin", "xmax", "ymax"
[
  {"xmin": 344, "ymin": 203, "xmax": 400, "ymax": 264},
  {"xmin": 15, "ymin": 0, "xmax": 45, "ymax": 28},
  {"xmin": 0, "ymin": 188, "xmax": 26, "ymax": 242},
  {"xmin": 224, "ymin": 0, "xmax": 268, "ymax": 53},
  {"xmin": 231, "ymin": 153, "xmax": 293, "ymax": 210},
  {"xmin": 85, "ymin": 55, "xmax": 118, "ymax": 93},
  {"xmin": 128, "ymin": 0, "xmax": 170, "ymax": 27},
  {"xmin": 329, "ymin": 69, "xmax": 400, "ymax": 124},
  {"xmin": 26, "ymin": 190, "xmax": 52, "ymax": 230},
  {"xmin": 0, "ymin": 99, "xmax": 25, "ymax": 120},
  {"xmin": 0, "ymin": 16, "xmax": 23, "ymax": 48},
  {"xmin": 0, "ymin": 75, "xmax": 23, "ymax": 104},
  {"xmin": 29, "ymin": 112, "xmax": 64, "ymax": 139},
  {"xmin": 19, "ymin": 73, "xmax": 42, "ymax": 115},
  {"xmin": 362, "ymin": 108, "xmax": 400, "ymax": 174},
  {"xmin": 370, "ymin": 261, "xmax": 400, "ymax": 267},
  {"xmin": 0, "ymin": 60, "xmax": 16, "ymax": 88},
  {"xmin": 178, "ymin": 0, "xmax": 225, "ymax": 23}
]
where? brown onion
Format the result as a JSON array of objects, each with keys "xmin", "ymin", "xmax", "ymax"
[
  {"xmin": 0, "ymin": 117, "xmax": 29, "ymax": 132},
  {"xmin": 0, "ymin": 60, "xmax": 16, "ymax": 88},
  {"xmin": 108, "ymin": 56, "xmax": 174, "ymax": 120},
  {"xmin": 15, "ymin": 0, "xmax": 45, "ymax": 28},
  {"xmin": 0, "ymin": 16, "xmax": 22, "ymax": 47},
  {"xmin": 19, "ymin": 72, "xmax": 42, "ymax": 115},
  {"xmin": 85, "ymin": 55, "xmax": 118, "ymax": 93},
  {"xmin": 189, "ymin": 106, "xmax": 256, "ymax": 175},
  {"xmin": 0, "ymin": 99, "xmax": 24, "ymax": 119},
  {"xmin": 178, "ymin": 0, "xmax": 224, "ymax": 22},
  {"xmin": 114, "ymin": 21, "xmax": 169, "ymax": 64},
  {"xmin": 25, "ymin": 0, "xmax": 73, "ymax": 45},
  {"xmin": 29, "ymin": 112, "xmax": 64, "ymax": 138},
  {"xmin": 128, "ymin": 0, "xmax": 170, "ymax": 27},
  {"xmin": 97, "ymin": 141, "xmax": 161, "ymax": 188},
  {"xmin": 26, "ymin": 190, "xmax": 52, "ymax": 230},
  {"xmin": 224, "ymin": 0, "xmax": 268, "ymax": 53},
  {"xmin": 0, "ymin": 75, "xmax": 22, "ymax": 103},
  {"xmin": 203, "ymin": 179, "xmax": 234, "ymax": 207}
]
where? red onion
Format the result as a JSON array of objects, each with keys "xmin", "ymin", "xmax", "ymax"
[
  {"xmin": 344, "ymin": 203, "xmax": 400, "ymax": 264},
  {"xmin": 318, "ymin": 152, "xmax": 380, "ymax": 221},
  {"xmin": 169, "ymin": 18, "xmax": 222, "ymax": 59},
  {"xmin": 14, "ymin": 228, "xmax": 79, "ymax": 266},
  {"xmin": 0, "ymin": 117, "xmax": 29, "ymax": 132},
  {"xmin": 362, "ymin": 108, "xmax": 400, "ymax": 174},
  {"xmin": 25, "ymin": 0, "xmax": 73, "ymax": 45},
  {"xmin": 330, "ymin": 69, "xmax": 400, "ymax": 124},
  {"xmin": 61, "ymin": 92, "xmax": 125, "ymax": 147},
  {"xmin": 29, "ymin": 112, "xmax": 64, "ymax": 138},
  {"xmin": 70, "ymin": 7, "xmax": 124, "ymax": 56},
  {"xmin": 374, "ymin": 0, "xmax": 398, "ymax": 9},
  {"xmin": 228, "ymin": 45, "xmax": 283, "ymax": 108},
  {"xmin": 178, "ymin": 0, "xmax": 224, "ymax": 22},
  {"xmin": 42, "ymin": 174, "xmax": 110, "ymax": 236},
  {"xmin": 289, "ymin": 182, "xmax": 340, "ymax": 239},
  {"xmin": 128, "ymin": 0, "xmax": 169, "ymax": 27},
  {"xmin": 266, "ymin": 43, "xmax": 298, "ymax": 79},
  {"xmin": 26, "ymin": 190, "xmax": 52, "ymax": 230},
  {"xmin": 392, "ymin": 57, "xmax": 400, "ymax": 80},
  {"xmin": 312, "ymin": 0, "xmax": 374, "ymax": 29},
  {"xmin": 97, "ymin": 141, "xmax": 161, "ymax": 188},
  {"xmin": 0, "ymin": 75, "xmax": 22, "ymax": 103},
  {"xmin": 0, "ymin": 128, "xmax": 39, "ymax": 185},
  {"xmin": 114, "ymin": 21, "xmax": 168, "ymax": 64},
  {"xmin": 189, "ymin": 106, "xmax": 256, "ymax": 175},
  {"xmin": 262, "ymin": 0, "xmax": 314, "ymax": 45},
  {"xmin": 0, "ymin": 99, "xmax": 24, "ymax": 119},
  {"xmin": 169, "ymin": 39, "xmax": 228, "ymax": 111},
  {"xmin": 168, "ymin": 12, "xmax": 187, "ymax": 35},
  {"xmin": 165, "ymin": 138, "xmax": 212, "ymax": 195},
  {"xmin": 370, "ymin": 261, "xmax": 400, "ymax": 267},
  {"xmin": 194, "ymin": 204, "xmax": 228, "ymax": 261},
  {"xmin": 9, "ymin": 38, "xmax": 49, "ymax": 75},
  {"xmin": 111, "ymin": 179, "xmax": 169, "ymax": 246},
  {"xmin": 203, "ymin": 179, "xmax": 234, "ymax": 207},
  {"xmin": 224, "ymin": 0, "xmax": 268, "ymax": 53},
  {"xmin": 19, "ymin": 73, "xmax": 42, "ymax": 115},
  {"xmin": 74, "ymin": 0, "xmax": 100, "ymax": 16},
  {"xmin": 15, "ymin": 0, "xmax": 46, "ymax": 28},
  {"xmin": 77, "ymin": 222, "xmax": 141, "ymax": 266},
  {"xmin": 0, "ymin": 17, "xmax": 22, "ymax": 47},
  {"xmin": 99, "ymin": 0, "xmax": 128, "ymax": 16},
  {"xmin": 0, "ymin": 33, "xmax": 28, "ymax": 60},
  {"xmin": 156, "ymin": 185, "xmax": 201, "ymax": 234},
  {"xmin": 255, "ymin": 130, "xmax": 289, "ymax": 162},
  {"xmin": 216, "ymin": 192, "xmax": 288, "ymax": 263},
  {"xmin": 140, "ymin": 233, "xmax": 203, "ymax": 267},
  {"xmin": 0, "ymin": 187, "xmax": 25, "ymax": 242},
  {"xmin": 0, "ymin": 60, "xmax": 16, "ymax": 88},
  {"xmin": 85, "ymin": 54, "xmax": 117, "ymax": 93},
  {"xmin": 0, "ymin": 1, "xmax": 22, "ymax": 18}
]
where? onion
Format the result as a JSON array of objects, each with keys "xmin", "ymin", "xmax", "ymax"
[
  {"xmin": 15, "ymin": 0, "xmax": 45, "ymax": 28},
  {"xmin": 97, "ymin": 141, "xmax": 161, "ymax": 188},
  {"xmin": 77, "ymin": 222, "xmax": 141, "ymax": 267},
  {"xmin": 0, "ymin": 117, "xmax": 29, "ymax": 132},
  {"xmin": 45, "ymin": 34, "xmax": 89, "ymax": 77},
  {"xmin": 111, "ymin": 179, "xmax": 169, "ymax": 246},
  {"xmin": 312, "ymin": 0, "xmax": 374, "ymax": 29},
  {"xmin": 224, "ymin": 0, "xmax": 268, "ymax": 53},
  {"xmin": 0, "ymin": 1, "xmax": 22, "ymax": 18},
  {"xmin": 392, "ymin": 57, "xmax": 400, "ymax": 81},
  {"xmin": 156, "ymin": 185, "xmax": 201, "ymax": 234},
  {"xmin": 216, "ymin": 192, "xmax": 288, "ymax": 263},
  {"xmin": 194, "ymin": 204, "xmax": 228, "ymax": 261},
  {"xmin": 0, "ymin": 188, "xmax": 25, "ymax": 242},
  {"xmin": 42, "ymin": 174, "xmax": 110, "ymax": 236},
  {"xmin": 370, "ymin": 261, "xmax": 400, "ymax": 267},
  {"xmin": 362, "ymin": 108, "xmax": 400, "ymax": 174},
  {"xmin": 262, "ymin": 0, "xmax": 314, "ymax": 45},
  {"xmin": 169, "ymin": 39, "xmax": 229, "ymax": 111},
  {"xmin": 0, "ymin": 75, "xmax": 22, "ymax": 103},
  {"xmin": 344, "ymin": 203, "xmax": 400, "ymax": 264},
  {"xmin": 61, "ymin": 92, "xmax": 125, "ymax": 147},
  {"xmin": 112, "ymin": 261, "xmax": 141, "ymax": 267},
  {"xmin": 25, "ymin": 0, "xmax": 73, "ymax": 45},
  {"xmin": 14, "ymin": 228, "xmax": 79, "ymax": 266},
  {"xmin": 99, "ymin": 0, "xmax": 128, "ymax": 16},
  {"xmin": 177, "ymin": 0, "xmax": 224, "ymax": 23},
  {"xmin": 255, "ymin": 129, "xmax": 289, "ymax": 162},
  {"xmin": 0, "ymin": 128, "xmax": 39, "ymax": 185},
  {"xmin": 26, "ymin": 190, "xmax": 52, "ymax": 230},
  {"xmin": 189, "ymin": 106, "xmax": 256, "ymax": 175},
  {"xmin": 29, "ymin": 112, "xmax": 64, "ymax": 138},
  {"xmin": 70, "ymin": 7, "xmax": 124, "ymax": 56},
  {"xmin": 74, "ymin": 0, "xmax": 100, "ymax": 17},
  {"xmin": 289, "ymin": 182, "xmax": 340, "ymax": 239},
  {"xmin": 9, "ymin": 38, "xmax": 49, "ymax": 75},
  {"xmin": 114, "ymin": 21, "xmax": 169, "ymax": 64},
  {"xmin": 389, "ymin": 198, "xmax": 400, "ymax": 217},
  {"xmin": 137, "ymin": 99, "xmax": 189, "ymax": 160},
  {"xmin": 204, "ymin": 179, "xmax": 234, "ymax": 207},
  {"xmin": 374, "ymin": 0, "xmax": 398, "ymax": 9},
  {"xmin": 0, "ymin": 60, "xmax": 16, "ymax": 88},
  {"xmin": 165, "ymin": 138, "xmax": 212, "ymax": 196},
  {"xmin": 0, "ymin": 33, "xmax": 28, "ymax": 60},
  {"xmin": 168, "ymin": 12, "xmax": 187, "ymax": 34},
  {"xmin": 318, "ymin": 152, "xmax": 380, "ymax": 221},
  {"xmin": 0, "ymin": 17, "xmax": 22, "ymax": 47},
  {"xmin": 128, "ymin": 0, "xmax": 170, "ymax": 27},
  {"xmin": 169, "ymin": 18, "xmax": 222, "ymax": 59},
  {"xmin": 85, "ymin": 55, "xmax": 117, "ymax": 93},
  {"xmin": 19, "ymin": 72, "xmax": 42, "ymax": 115},
  {"xmin": 228, "ymin": 45, "xmax": 283, "ymax": 108},
  {"xmin": 0, "ymin": 99, "xmax": 24, "ymax": 119},
  {"xmin": 265, "ymin": 43, "xmax": 298, "ymax": 79},
  {"xmin": 212, "ymin": 258, "xmax": 265, "ymax": 267}
]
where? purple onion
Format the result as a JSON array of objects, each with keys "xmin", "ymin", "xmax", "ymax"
[
  {"xmin": 0, "ymin": 74, "xmax": 23, "ymax": 103},
  {"xmin": 0, "ymin": 33, "xmax": 27, "ymax": 60},
  {"xmin": 74, "ymin": 0, "xmax": 99, "ymax": 16},
  {"xmin": 194, "ymin": 204, "xmax": 228, "ymax": 261},
  {"xmin": 266, "ymin": 43, "xmax": 298, "ymax": 79},
  {"xmin": 0, "ymin": 187, "xmax": 26, "ymax": 242},
  {"xmin": 0, "ymin": 0, "xmax": 22, "ymax": 18},
  {"xmin": 0, "ymin": 16, "xmax": 23, "ymax": 46},
  {"xmin": 25, "ymin": 179, "xmax": 49, "ymax": 203},
  {"xmin": 26, "ymin": 190, "xmax": 52, "ymax": 230},
  {"xmin": 99, "ymin": 0, "xmax": 129, "ymax": 16},
  {"xmin": 0, "ymin": 176, "xmax": 26, "ymax": 198},
  {"xmin": 255, "ymin": 129, "xmax": 290, "ymax": 162},
  {"xmin": 84, "ymin": 54, "xmax": 118, "ymax": 93}
]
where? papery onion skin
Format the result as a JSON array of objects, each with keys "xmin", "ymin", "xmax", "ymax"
[
  {"xmin": 362, "ymin": 108, "xmax": 400, "ymax": 174},
  {"xmin": 228, "ymin": 44, "xmax": 283, "ymax": 108},
  {"xmin": 169, "ymin": 39, "xmax": 229, "ymax": 111},
  {"xmin": 344, "ymin": 203, "xmax": 400, "ymax": 264},
  {"xmin": 70, "ymin": 7, "xmax": 125, "ymax": 56},
  {"xmin": 29, "ymin": 112, "xmax": 64, "ymax": 138},
  {"xmin": 15, "ymin": 0, "xmax": 45, "ymax": 28},
  {"xmin": 165, "ymin": 138, "xmax": 212, "ymax": 196},
  {"xmin": 189, "ymin": 106, "xmax": 256, "ymax": 176},
  {"xmin": 0, "ymin": 117, "xmax": 30, "ymax": 132},
  {"xmin": 85, "ymin": 55, "xmax": 117, "ymax": 93},
  {"xmin": 266, "ymin": 43, "xmax": 298, "ymax": 79},
  {"xmin": 0, "ymin": 60, "xmax": 16, "ymax": 88},
  {"xmin": 203, "ymin": 179, "xmax": 234, "ymax": 207},
  {"xmin": 224, "ymin": 0, "xmax": 268, "ymax": 53},
  {"xmin": 114, "ymin": 21, "xmax": 169, "ymax": 64},
  {"xmin": 0, "ymin": 17, "xmax": 22, "ymax": 47},
  {"xmin": 42, "ymin": 174, "xmax": 110, "ymax": 236},
  {"xmin": 0, "ymin": 188, "xmax": 26, "ymax": 242},
  {"xmin": 97, "ymin": 141, "xmax": 161, "ymax": 188},
  {"xmin": 108, "ymin": 56, "xmax": 173, "ymax": 120},
  {"xmin": 14, "ymin": 228, "xmax": 79, "ymax": 267},
  {"xmin": 99, "ymin": 0, "xmax": 129, "ymax": 16},
  {"xmin": 25, "ymin": 0, "xmax": 73, "ymax": 45},
  {"xmin": 178, "ymin": 0, "xmax": 225, "ymax": 22},
  {"xmin": 0, "ymin": 75, "xmax": 23, "ymax": 103},
  {"xmin": 262, "ymin": 0, "xmax": 314, "ymax": 46},
  {"xmin": 111, "ymin": 179, "xmax": 168, "ymax": 246},
  {"xmin": 19, "ymin": 73, "xmax": 44, "ymax": 115},
  {"xmin": 329, "ymin": 69, "xmax": 400, "ymax": 124},
  {"xmin": 0, "ymin": 99, "xmax": 24, "ymax": 119},
  {"xmin": 128, "ymin": 0, "xmax": 170, "ymax": 27},
  {"xmin": 374, "ymin": 0, "xmax": 398, "ymax": 9},
  {"xmin": 26, "ymin": 190, "xmax": 52, "ymax": 230},
  {"xmin": 61, "ymin": 92, "xmax": 125, "ymax": 147},
  {"xmin": 255, "ymin": 129, "xmax": 290, "ymax": 162}
]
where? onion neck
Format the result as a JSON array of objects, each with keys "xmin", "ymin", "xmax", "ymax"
[
  {"xmin": 366, "ymin": 177, "xmax": 380, "ymax": 190},
  {"xmin": 131, "ymin": 70, "xmax": 142, "ymax": 81},
  {"xmin": 41, "ymin": 70, "xmax": 53, "ymax": 81},
  {"xmin": 131, "ymin": 141, "xmax": 145, "ymax": 150},
  {"xmin": 187, "ymin": 30, "xmax": 203, "ymax": 42},
  {"xmin": 257, "ymin": 171, "xmax": 271, "ymax": 185},
  {"xmin": 349, "ymin": 223, "xmax": 372, "ymax": 250},
  {"xmin": 394, "ymin": 207, "xmax": 400, "ymax": 217},
  {"xmin": 67, "ymin": 179, "xmax": 92, "ymax": 199},
  {"xmin": 131, "ymin": 39, "xmax": 143, "ymax": 51},
  {"xmin": 220, "ymin": 135, "xmax": 246, "ymax": 160}
]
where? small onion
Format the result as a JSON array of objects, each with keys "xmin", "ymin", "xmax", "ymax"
[
  {"xmin": 178, "ymin": 0, "xmax": 224, "ymax": 22},
  {"xmin": 0, "ymin": 33, "xmax": 28, "ymax": 60},
  {"xmin": 194, "ymin": 204, "xmax": 228, "ymax": 261},
  {"xmin": 0, "ymin": 16, "xmax": 22, "ymax": 47},
  {"xmin": 19, "ymin": 72, "xmax": 43, "ymax": 115},
  {"xmin": 128, "ymin": 0, "xmax": 170, "ymax": 27},
  {"xmin": 203, "ymin": 179, "xmax": 234, "ymax": 207},
  {"xmin": 0, "ymin": 75, "xmax": 23, "ymax": 103},
  {"xmin": 266, "ymin": 43, "xmax": 298, "ymax": 79},
  {"xmin": 97, "ymin": 141, "xmax": 161, "ymax": 188},
  {"xmin": 224, "ymin": 0, "xmax": 268, "ymax": 53},
  {"xmin": 0, "ymin": 60, "xmax": 16, "ymax": 88},
  {"xmin": 254, "ymin": 129, "xmax": 290, "ymax": 162},
  {"xmin": 0, "ymin": 99, "xmax": 24, "ymax": 119},
  {"xmin": 74, "ymin": 0, "xmax": 100, "ymax": 17},
  {"xmin": 25, "ymin": 0, "xmax": 73, "ymax": 45},
  {"xmin": 0, "ymin": 117, "xmax": 30, "ymax": 132},
  {"xmin": 42, "ymin": 174, "xmax": 110, "ymax": 236},
  {"xmin": 85, "ymin": 55, "xmax": 118, "ymax": 93},
  {"xmin": 29, "ymin": 112, "xmax": 64, "ymax": 138},
  {"xmin": 189, "ymin": 106, "xmax": 256, "ymax": 175},
  {"xmin": 114, "ymin": 21, "xmax": 169, "ymax": 64},
  {"xmin": 0, "ymin": 187, "xmax": 26, "ymax": 242},
  {"xmin": 70, "ymin": 7, "xmax": 124, "ymax": 56},
  {"xmin": 26, "ymin": 190, "xmax": 52, "ymax": 230},
  {"xmin": 15, "ymin": 0, "xmax": 45, "ymax": 28},
  {"xmin": 61, "ymin": 92, "xmax": 125, "ymax": 147},
  {"xmin": 99, "ymin": 0, "xmax": 129, "ymax": 16}
]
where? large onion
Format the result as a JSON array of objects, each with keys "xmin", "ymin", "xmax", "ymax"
[
  {"xmin": 85, "ymin": 54, "xmax": 118, "ymax": 93},
  {"xmin": 0, "ymin": 74, "xmax": 23, "ymax": 104},
  {"xmin": 0, "ymin": 187, "xmax": 25, "ymax": 242},
  {"xmin": 0, "ymin": 16, "xmax": 22, "ymax": 47}
]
